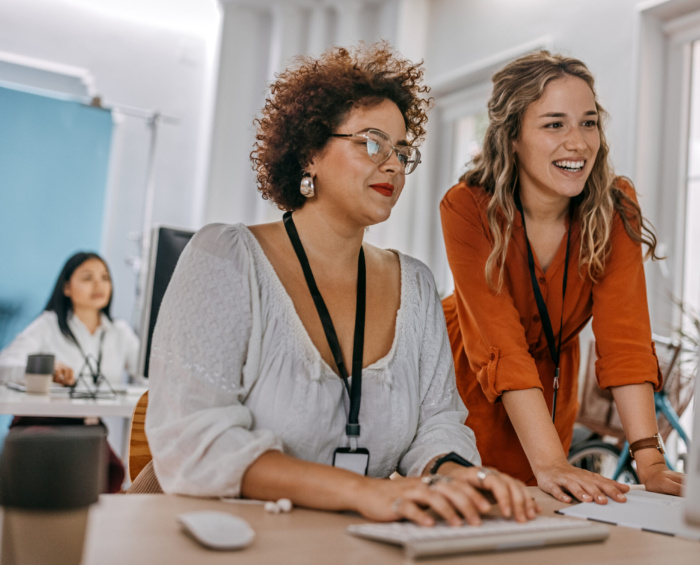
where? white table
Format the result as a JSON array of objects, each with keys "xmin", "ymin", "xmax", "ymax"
[
  {"xmin": 0, "ymin": 385, "xmax": 145, "ymax": 419},
  {"xmin": 0, "ymin": 384, "xmax": 146, "ymax": 463}
]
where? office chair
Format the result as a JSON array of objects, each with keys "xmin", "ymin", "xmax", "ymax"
[
  {"xmin": 126, "ymin": 391, "xmax": 163, "ymax": 494},
  {"xmin": 128, "ymin": 391, "xmax": 152, "ymax": 481}
]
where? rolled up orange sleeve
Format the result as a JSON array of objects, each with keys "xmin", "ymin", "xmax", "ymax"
[{"xmin": 591, "ymin": 181, "xmax": 662, "ymax": 391}]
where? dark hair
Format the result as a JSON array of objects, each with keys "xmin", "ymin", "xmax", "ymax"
[
  {"xmin": 44, "ymin": 252, "xmax": 112, "ymax": 342},
  {"xmin": 251, "ymin": 41, "xmax": 431, "ymax": 211}
]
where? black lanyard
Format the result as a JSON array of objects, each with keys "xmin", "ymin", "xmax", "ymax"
[
  {"xmin": 70, "ymin": 330, "xmax": 105, "ymax": 385},
  {"xmin": 515, "ymin": 197, "xmax": 573, "ymax": 422},
  {"xmin": 283, "ymin": 211, "xmax": 366, "ymax": 449}
]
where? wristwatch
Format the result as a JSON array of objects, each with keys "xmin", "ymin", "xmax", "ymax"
[
  {"xmin": 430, "ymin": 452, "xmax": 475, "ymax": 474},
  {"xmin": 628, "ymin": 433, "xmax": 665, "ymax": 460}
]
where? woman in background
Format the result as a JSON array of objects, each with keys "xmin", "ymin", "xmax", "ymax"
[
  {"xmin": 441, "ymin": 50, "xmax": 683, "ymax": 505},
  {"xmin": 145, "ymin": 43, "xmax": 537, "ymax": 525},
  {"xmin": 0, "ymin": 251, "xmax": 139, "ymax": 492},
  {"xmin": 0, "ymin": 251, "xmax": 138, "ymax": 388}
]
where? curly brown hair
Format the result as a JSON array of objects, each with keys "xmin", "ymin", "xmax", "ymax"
[{"xmin": 251, "ymin": 42, "xmax": 431, "ymax": 211}]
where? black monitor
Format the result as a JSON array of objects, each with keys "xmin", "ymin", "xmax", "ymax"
[{"xmin": 138, "ymin": 226, "xmax": 195, "ymax": 378}]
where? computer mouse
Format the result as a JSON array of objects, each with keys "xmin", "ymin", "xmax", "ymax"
[{"xmin": 177, "ymin": 511, "xmax": 255, "ymax": 550}]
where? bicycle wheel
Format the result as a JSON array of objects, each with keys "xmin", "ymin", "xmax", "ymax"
[{"xmin": 567, "ymin": 440, "xmax": 639, "ymax": 485}]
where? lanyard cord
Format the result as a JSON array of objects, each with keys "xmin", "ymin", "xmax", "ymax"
[
  {"xmin": 515, "ymin": 197, "xmax": 573, "ymax": 422},
  {"xmin": 69, "ymin": 329, "xmax": 105, "ymax": 384},
  {"xmin": 283, "ymin": 211, "xmax": 366, "ymax": 448}
]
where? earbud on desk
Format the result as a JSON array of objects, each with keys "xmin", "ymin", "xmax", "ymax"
[{"xmin": 264, "ymin": 498, "xmax": 293, "ymax": 514}]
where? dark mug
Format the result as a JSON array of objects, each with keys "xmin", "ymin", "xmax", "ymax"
[
  {"xmin": 0, "ymin": 426, "xmax": 106, "ymax": 565},
  {"xmin": 24, "ymin": 354, "xmax": 55, "ymax": 394}
]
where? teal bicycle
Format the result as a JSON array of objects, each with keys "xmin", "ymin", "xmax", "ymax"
[{"xmin": 568, "ymin": 334, "xmax": 695, "ymax": 483}]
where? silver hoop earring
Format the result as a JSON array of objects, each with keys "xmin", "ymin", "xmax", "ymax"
[{"xmin": 300, "ymin": 175, "xmax": 315, "ymax": 198}]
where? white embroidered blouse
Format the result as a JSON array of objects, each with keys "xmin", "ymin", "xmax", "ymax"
[{"xmin": 146, "ymin": 223, "xmax": 480, "ymax": 497}]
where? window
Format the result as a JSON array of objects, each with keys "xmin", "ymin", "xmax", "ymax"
[
  {"xmin": 682, "ymin": 40, "xmax": 700, "ymax": 321},
  {"xmin": 451, "ymin": 110, "xmax": 489, "ymax": 187},
  {"xmin": 635, "ymin": 2, "xmax": 700, "ymax": 463}
]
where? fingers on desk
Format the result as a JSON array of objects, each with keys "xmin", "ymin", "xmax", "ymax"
[
  {"xmin": 645, "ymin": 470, "xmax": 684, "ymax": 496},
  {"xmin": 543, "ymin": 467, "xmax": 629, "ymax": 504}
]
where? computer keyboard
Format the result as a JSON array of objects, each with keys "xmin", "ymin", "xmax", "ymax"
[{"xmin": 347, "ymin": 515, "xmax": 609, "ymax": 558}]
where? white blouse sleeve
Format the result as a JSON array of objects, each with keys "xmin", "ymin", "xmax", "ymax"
[
  {"xmin": 0, "ymin": 313, "xmax": 54, "ymax": 382},
  {"xmin": 397, "ymin": 260, "xmax": 481, "ymax": 476},
  {"xmin": 146, "ymin": 224, "xmax": 283, "ymax": 497}
]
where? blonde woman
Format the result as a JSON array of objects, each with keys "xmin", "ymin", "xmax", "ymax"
[{"xmin": 441, "ymin": 51, "xmax": 683, "ymax": 504}]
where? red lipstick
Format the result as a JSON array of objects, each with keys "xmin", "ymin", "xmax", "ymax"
[{"xmin": 370, "ymin": 183, "xmax": 394, "ymax": 197}]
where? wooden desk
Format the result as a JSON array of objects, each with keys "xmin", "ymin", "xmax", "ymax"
[{"xmin": 82, "ymin": 488, "xmax": 699, "ymax": 564}]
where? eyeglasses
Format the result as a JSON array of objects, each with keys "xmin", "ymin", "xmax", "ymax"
[{"xmin": 330, "ymin": 128, "xmax": 422, "ymax": 175}]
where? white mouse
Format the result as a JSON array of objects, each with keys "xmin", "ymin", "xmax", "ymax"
[{"xmin": 177, "ymin": 511, "xmax": 255, "ymax": 550}]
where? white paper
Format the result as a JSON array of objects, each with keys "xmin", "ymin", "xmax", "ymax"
[{"xmin": 558, "ymin": 490, "xmax": 700, "ymax": 541}]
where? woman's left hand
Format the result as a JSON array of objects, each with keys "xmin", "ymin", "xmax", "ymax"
[
  {"xmin": 438, "ymin": 463, "xmax": 540, "ymax": 523},
  {"xmin": 639, "ymin": 462, "xmax": 684, "ymax": 496}
]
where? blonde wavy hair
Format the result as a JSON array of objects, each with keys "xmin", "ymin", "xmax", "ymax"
[{"xmin": 462, "ymin": 50, "xmax": 660, "ymax": 291}]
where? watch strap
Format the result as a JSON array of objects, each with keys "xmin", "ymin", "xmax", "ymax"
[
  {"xmin": 430, "ymin": 452, "xmax": 475, "ymax": 474},
  {"xmin": 628, "ymin": 434, "xmax": 665, "ymax": 459}
]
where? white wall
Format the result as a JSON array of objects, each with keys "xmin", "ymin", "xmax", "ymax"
[{"xmin": 0, "ymin": 0, "xmax": 220, "ymax": 327}]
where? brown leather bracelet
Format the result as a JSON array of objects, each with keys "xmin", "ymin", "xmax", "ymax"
[{"xmin": 628, "ymin": 433, "xmax": 665, "ymax": 459}]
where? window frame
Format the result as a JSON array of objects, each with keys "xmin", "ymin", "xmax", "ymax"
[{"xmin": 633, "ymin": 1, "xmax": 700, "ymax": 332}]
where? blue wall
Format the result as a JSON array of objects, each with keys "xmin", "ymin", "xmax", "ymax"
[{"xmin": 0, "ymin": 86, "xmax": 113, "ymax": 350}]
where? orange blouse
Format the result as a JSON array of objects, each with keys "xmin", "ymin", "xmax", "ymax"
[{"xmin": 441, "ymin": 179, "xmax": 661, "ymax": 484}]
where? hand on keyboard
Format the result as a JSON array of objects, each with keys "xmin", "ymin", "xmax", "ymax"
[
  {"xmin": 353, "ymin": 465, "xmax": 538, "ymax": 527},
  {"xmin": 437, "ymin": 463, "xmax": 540, "ymax": 524}
]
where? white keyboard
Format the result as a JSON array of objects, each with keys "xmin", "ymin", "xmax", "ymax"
[{"xmin": 347, "ymin": 515, "xmax": 609, "ymax": 558}]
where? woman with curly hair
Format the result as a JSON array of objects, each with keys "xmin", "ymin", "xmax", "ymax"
[
  {"xmin": 144, "ymin": 43, "xmax": 536, "ymax": 525},
  {"xmin": 441, "ymin": 50, "xmax": 684, "ymax": 503}
]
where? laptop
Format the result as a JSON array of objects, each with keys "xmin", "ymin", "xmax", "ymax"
[
  {"xmin": 347, "ymin": 514, "xmax": 609, "ymax": 559},
  {"xmin": 557, "ymin": 363, "xmax": 700, "ymax": 540}
]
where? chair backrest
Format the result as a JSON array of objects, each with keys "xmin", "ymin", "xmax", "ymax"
[{"xmin": 128, "ymin": 391, "xmax": 152, "ymax": 482}]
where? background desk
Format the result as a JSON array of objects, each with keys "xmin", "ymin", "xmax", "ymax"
[
  {"xmin": 0, "ymin": 385, "xmax": 144, "ymax": 419},
  {"xmin": 82, "ymin": 488, "xmax": 699, "ymax": 565},
  {"xmin": 0, "ymin": 385, "xmax": 145, "ymax": 460}
]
